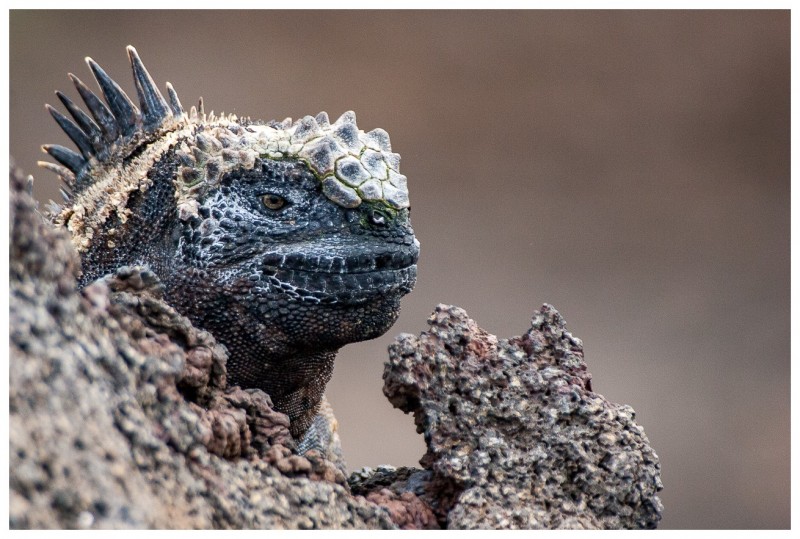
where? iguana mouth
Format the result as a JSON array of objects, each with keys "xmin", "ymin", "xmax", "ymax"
[
  {"xmin": 261, "ymin": 247, "xmax": 418, "ymax": 275},
  {"xmin": 264, "ymin": 263, "xmax": 417, "ymax": 304}
]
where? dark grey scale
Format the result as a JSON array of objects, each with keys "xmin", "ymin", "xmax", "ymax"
[
  {"xmin": 261, "ymin": 253, "xmax": 284, "ymax": 268},
  {"xmin": 329, "ymin": 257, "xmax": 345, "ymax": 273},
  {"xmin": 283, "ymin": 253, "xmax": 306, "ymax": 270},
  {"xmin": 369, "ymin": 272, "xmax": 385, "ymax": 288},
  {"xmin": 373, "ymin": 251, "xmax": 395, "ymax": 270},
  {"xmin": 357, "ymin": 252, "xmax": 375, "ymax": 271},
  {"xmin": 293, "ymin": 273, "xmax": 311, "ymax": 293}
]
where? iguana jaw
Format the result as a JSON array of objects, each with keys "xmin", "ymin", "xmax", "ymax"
[
  {"xmin": 259, "ymin": 238, "xmax": 419, "ymax": 305},
  {"xmin": 267, "ymin": 265, "xmax": 418, "ymax": 306}
]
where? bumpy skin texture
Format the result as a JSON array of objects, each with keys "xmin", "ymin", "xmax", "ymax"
[{"xmin": 40, "ymin": 47, "xmax": 419, "ymax": 441}]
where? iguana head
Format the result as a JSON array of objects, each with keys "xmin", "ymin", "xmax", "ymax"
[{"xmin": 40, "ymin": 46, "xmax": 419, "ymax": 436}]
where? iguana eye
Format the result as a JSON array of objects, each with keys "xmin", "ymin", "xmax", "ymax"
[{"xmin": 261, "ymin": 193, "xmax": 287, "ymax": 210}]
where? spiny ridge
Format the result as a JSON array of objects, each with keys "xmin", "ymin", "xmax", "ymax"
[{"xmin": 41, "ymin": 46, "xmax": 186, "ymax": 192}]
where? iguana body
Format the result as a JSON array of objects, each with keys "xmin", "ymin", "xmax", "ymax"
[{"xmin": 39, "ymin": 46, "xmax": 419, "ymax": 443}]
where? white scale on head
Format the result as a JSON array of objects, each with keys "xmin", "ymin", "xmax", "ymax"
[{"xmin": 173, "ymin": 110, "xmax": 410, "ymax": 220}]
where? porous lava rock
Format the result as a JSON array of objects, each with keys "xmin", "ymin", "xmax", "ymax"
[{"xmin": 349, "ymin": 304, "xmax": 663, "ymax": 529}]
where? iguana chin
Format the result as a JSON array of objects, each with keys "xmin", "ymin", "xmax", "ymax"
[{"xmin": 39, "ymin": 46, "xmax": 419, "ymax": 448}]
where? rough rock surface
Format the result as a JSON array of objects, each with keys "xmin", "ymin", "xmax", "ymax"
[
  {"xmin": 10, "ymin": 166, "xmax": 662, "ymax": 529},
  {"xmin": 350, "ymin": 304, "xmax": 664, "ymax": 529},
  {"xmin": 10, "ymin": 166, "xmax": 391, "ymax": 529}
]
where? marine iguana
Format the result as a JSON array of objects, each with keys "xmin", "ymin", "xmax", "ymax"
[{"xmin": 38, "ymin": 46, "xmax": 419, "ymax": 447}]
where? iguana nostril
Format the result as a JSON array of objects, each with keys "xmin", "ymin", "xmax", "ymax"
[{"xmin": 369, "ymin": 209, "xmax": 386, "ymax": 226}]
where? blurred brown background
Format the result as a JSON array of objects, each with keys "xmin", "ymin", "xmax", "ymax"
[{"xmin": 9, "ymin": 10, "xmax": 789, "ymax": 529}]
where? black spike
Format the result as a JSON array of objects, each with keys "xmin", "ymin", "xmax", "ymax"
[
  {"xmin": 46, "ymin": 104, "xmax": 95, "ymax": 159},
  {"xmin": 70, "ymin": 73, "xmax": 119, "ymax": 142},
  {"xmin": 56, "ymin": 91, "xmax": 105, "ymax": 153},
  {"xmin": 86, "ymin": 56, "xmax": 140, "ymax": 137},
  {"xmin": 127, "ymin": 46, "xmax": 170, "ymax": 132},
  {"xmin": 166, "ymin": 82, "xmax": 184, "ymax": 116},
  {"xmin": 42, "ymin": 144, "xmax": 86, "ymax": 175}
]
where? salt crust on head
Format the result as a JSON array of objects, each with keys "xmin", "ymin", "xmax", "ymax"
[{"xmin": 55, "ymin": 110, "xmax": 410, "ymax": 252}]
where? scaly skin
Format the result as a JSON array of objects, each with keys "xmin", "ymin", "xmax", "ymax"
[{"xmin": 40, "ymin": 46, "xmax": 419, "ymax": 444}]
